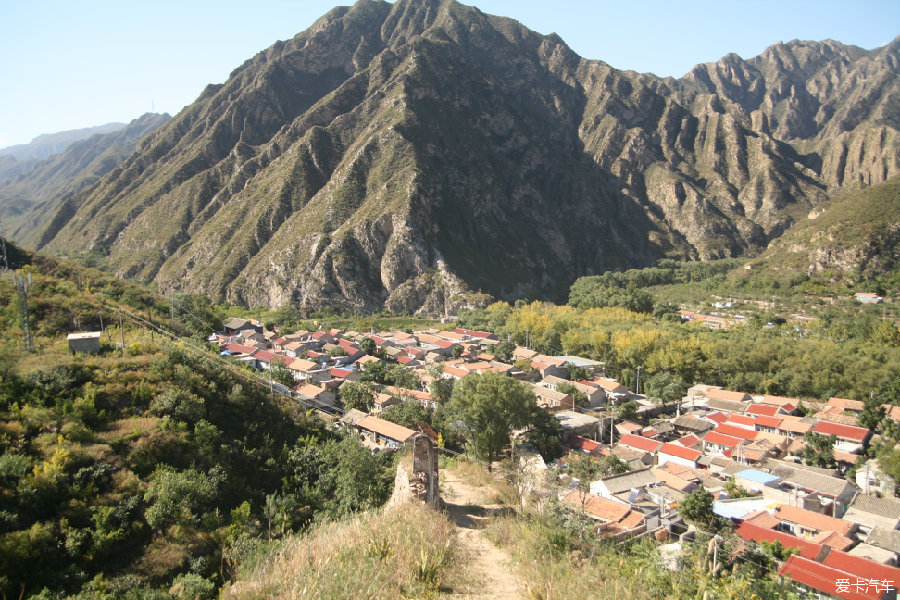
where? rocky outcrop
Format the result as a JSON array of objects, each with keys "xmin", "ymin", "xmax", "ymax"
[{"xmin": 20, "ymin": 0, "xmax": 899, "ymax": 312}]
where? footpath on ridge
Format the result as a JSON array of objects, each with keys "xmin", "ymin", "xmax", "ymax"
[{"xmin": 440, "ymin": 465, "xmax": 524, "ymax": 600}]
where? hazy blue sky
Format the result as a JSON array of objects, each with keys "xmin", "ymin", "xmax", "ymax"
[{"xmin": 1, "ymin": 0, "xmax": 897, "ymax": 149}]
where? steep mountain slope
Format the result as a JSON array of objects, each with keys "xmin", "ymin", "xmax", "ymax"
[
  {"xmin": 737, "ymin": 175, "xmax": 900, "ymax": 282},
  {"xmin": 0, "ymin": 113, "xmax": 170, "ymax": 246},
  {"xmin": 31, "ymin": 0, "xmax": 900, "ymax": 312}
]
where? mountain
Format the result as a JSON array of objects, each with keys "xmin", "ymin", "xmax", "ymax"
[
  {"xmin": 736, "ymin": 175, "xmax": 900, "ymax": 284},
  {"xmin": 24, "ymin": 0, "xmax": 900, "ymax": 313},
  {"xmin": 0, "ymin": 121, "xmax": 127, "ymax": 161},
  {"xmin": 0, "ymin": 113, "xmax": 170, "ymax": 246}
]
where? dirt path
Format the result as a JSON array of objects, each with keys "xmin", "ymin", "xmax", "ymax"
[{"xmin": 440, "ymin": 468, "xmax": 524, "ymax": 600}]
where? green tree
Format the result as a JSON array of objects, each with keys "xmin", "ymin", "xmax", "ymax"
[
  {"xmin": 800, "ymin": 432, "xmax": 837, "ymax": 468},
  {"xmin": 615, "ymin": 400, "xmax": 639, "ymax": 422},
  {"xmin": 444, "ymin": 372, "xmax": 538, "ymax": 470},
  {"xmin": 390, "ymin": 364, "xmax": 420, "ymax": 390},
  {"xmin": 679, "ymin": 487, "xmax": 721, "ymax": 529},
  {"xmin": 340, "ymin": 381, "xmax": 376, "ymax": 412},
  {"xmin": 557, "ymin": 382, "xmax": 588, "ymax": 407},
  {"xmin": 859, "ymin": 393, "xmax": 886, "ymax": 431},
  {"xmin": 568, "ymin": 453, "xmax": 601, "ymax": 507},
  {"xmin": 452, "ymin": 345, "xmax": 464, "ymax": 359},
  {"xmin": 144, "ymin": 466, "xmax": 221, "ymax": 532},
  {"xmin": 381, "ymin": 400, "xmax": 432, "ymax": 429},
  {"xmin": 597, "ymin": 455, "xmax": 629, "ymax": 477},
  {"xmin": 523, "ymin": 406, "xmax": 562, "ymax": 462},
  {"xmin": 359, "ymin": 337, "xmax": 377, "ymax": 356},
  {"xmin": 495, "ymin": 340, "xmax": 516, "ymax": 362},
  {"xmin": 269, "ymin": 362, "xmax": 296, "ymax": 388},
  {"xmin": 644, "ymin": 371, "xmax": 687, "ymax": 410}
]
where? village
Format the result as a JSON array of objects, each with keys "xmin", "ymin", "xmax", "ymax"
[{"xmin": 213, "ymin": 316, "xmax": 900, "ymax": 600}]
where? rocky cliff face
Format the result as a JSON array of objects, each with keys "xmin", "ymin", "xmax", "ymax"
[{"xmin": 27, "ymin": 0, "xmax": 900, "ymax": 313}]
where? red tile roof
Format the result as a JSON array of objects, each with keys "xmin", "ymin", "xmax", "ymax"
[
  {"xmin": 562, "ymin": 490, "xmax": 631, "ymax": 522},
  {"xmin": 775, "ymin": 505, "xmax": 856, "ymax": 536},
  {"xmin": 727, "ymin": 414, "xmax": 758, "ymax": 427},
  {"xmin": 659, "ymin": 443, "xmax": 701, "ymax": 462},
  {"xmin": 822, "ymin": 549, "xmax": 900, "ymax": 585},
  {"xmin": 617, "ymin": 433, "xmax": 662, "ymax": 453},
  {"xmin": 330, "ymin": 367, "xmax": 353, "ymax": 378},
  {"xmin": 742, "ymin": 509, "xmax": 780, "ymax": 530},
  {"xmin": 779, "ymin": 555, "xmax": 883, "ymax": 600},
  {"xmin": 703, "ymin": 431, "xmax": 743, "ymax": 448},
  {"xmin": 736, "ymin": 522, "xmax": 824, "ymax": 560},
  {"xmin": 704, "ymin": 411, "xmax": 728, "ymax": 424},
  {"xmin": 810, "ymin": 530, "xmax": 855, "ymax": 551},
  {"xmin": 223, "ymin": 343, "xmax": 258, "ymax": 355},
  {"xmin": 827, "ymin": 397, "xmax": 865, "ymax": 411},
  {"xmin": 453, "ymin": 328, "xmax": 495, "ymax": 339},
  {"xmin": 568, "ymin": 436, "xmax": 601, "ymax": 453},
  {"xmin": 753, "ymin": 415, "xmax": 783, "ymax": 429},
  {"xmin": 677, "ymin": 434, "xmax": 702, "ymax": 448},
  {"xmin": 812, "ymin": 420, "xmax": 871, "ymax": 443},
  {"xmin": 714, "ymin": 423, "xmax": 759, "ymax": 441},
  {"xmin": 746, "ymin": 404, "xmax": 780, "ymax": 417}
]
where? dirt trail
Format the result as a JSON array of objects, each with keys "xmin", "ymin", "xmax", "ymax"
[{"xmin": 440, "ymin": 468, "xmax": 524, "ymax": 600}]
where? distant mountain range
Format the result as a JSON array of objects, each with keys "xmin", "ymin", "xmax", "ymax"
[
  {"xmin": 6, "ymin": 0, "xmax": 899, "ymax": 313},
  {"xmin": 0, "ymin": 122, "xmax": 128, "ymax": 161},
  {"xmin": 0, "ymin": 113, "xmax": 170, "ymax": 245}
]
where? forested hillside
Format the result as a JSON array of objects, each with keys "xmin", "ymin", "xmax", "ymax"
[{"xmin": 0, "ymin": 248, "xmax": 395, "ymax": 599}]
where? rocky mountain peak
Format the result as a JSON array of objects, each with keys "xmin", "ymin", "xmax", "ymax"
[{"xmin": 13, "ymin": 0, "xmax": 899, "ymax": 315}]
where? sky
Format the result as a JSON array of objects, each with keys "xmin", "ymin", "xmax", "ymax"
[{"xmin": 0, "ymin": 0, "xmax": 897, "ymax": 149}]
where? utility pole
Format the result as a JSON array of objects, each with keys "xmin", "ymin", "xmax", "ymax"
[
  {"xmin": 0, "ymin": 236, "xmax": 8, "ymax": 271},
  {"xmin": 636, "ymin": 366, "xmax": 642, "ymax": 395},
  {"xmin": 118, "ymin": 310, "xmax": 125, "ymax": 355},
  {"xmin": 14, "ymin": 271, "xmax": 35, "ymax": 353}
]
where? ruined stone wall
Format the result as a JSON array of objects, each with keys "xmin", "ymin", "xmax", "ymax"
[{"xmin": 389, "ymin": 434, "xmax": 440, "ymax": 507}]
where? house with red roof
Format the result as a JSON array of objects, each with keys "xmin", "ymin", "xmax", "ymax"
[
  {"xmin": 714, "ymin": 423, "xmax": 759, "ymax": 441},
  {"xmin": 453, "ymin": 328, "xmax": 497, "ymax": 340},
  {"xmin": 726, "ymin": 414, "xmax": 758, "ymax": 429},
  {"xmin": 746, "ymin": 403, "xmax": 780, "ymax": 417},
  {"xmin": 736, "ymin": 521, "xmax": 827, "ymax": 561},
  {"xmin": 812, "ymin": 420, "xmax": 872, "ymax": 453},
  {"xmin": 657, "ymin": 443, "xmax": 701, "ymax": 468},
  {"xmin": 702, "ymin": 431, "xmax": 743, "ymax": 455},
  {"xmin": 779, "ymin": 555, "xmax": 887, "ymax": 600},
  {"xmin": 617, "ymin": 433, "xmax": 663, "ymax": 455},
  {"xmin": 822, "ymin": 550, "xmax": 900, "ymax": 592},
  {"xmin": 774, "ymin": 504, "xmax": 856, "ymax": 538}
]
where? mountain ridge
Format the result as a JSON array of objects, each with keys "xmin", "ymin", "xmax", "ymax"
[{"xmin": 18, "ymin": 0, "xmax": 900, "ymax": 313}]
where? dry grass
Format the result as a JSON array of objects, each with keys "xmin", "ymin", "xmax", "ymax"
[
  {"xmin": 96, "ymin": 417, "xmax": 163, "ymax": 443},
  {"xmin": 226, "ymin": 501, "xmax": 458, "ymax": 600}
]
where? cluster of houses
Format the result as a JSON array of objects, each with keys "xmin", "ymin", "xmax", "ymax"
[
  {"xmin": 213, "ymin": 317, "xmax": 900, "ymax": 598},
  {"xmin": 213, "ymin": 317, "xmax": 618, "ymax": 447},
  {"xmin": 562, "ymin": 386, "xmax": 900, "ymax": 600}
]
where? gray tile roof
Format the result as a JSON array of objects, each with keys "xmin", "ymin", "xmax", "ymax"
[
  {"xmin": 866, "ymin": 527, "xmax": 900, "ymax": 553},
  {"xmin": 599, "ymin": 468, "xmax": 658, "ymax": 495},
  {"xmin": 849, "ymin": 493, "xmax": 900, "ymax": 519},
  {"xmin": 706, "ymin": 398, "xmax": 749, "ymax": 413},
  {"xmin": 766, "ymin": 464, "xmax": 853, "ymax": 498}
]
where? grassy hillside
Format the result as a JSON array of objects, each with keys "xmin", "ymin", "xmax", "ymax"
[
  {"xmin": 0, "ymin": 248, "xmax": 396, "ymax": 599},
  {"xmin": 733, "ymin": 176, "xmax": 900, "ymax": 293}
]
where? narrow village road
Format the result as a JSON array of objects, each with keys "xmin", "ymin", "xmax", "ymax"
[{"xmin": 440, "ymin": 467, "xmax": 524, "ymax": 600}]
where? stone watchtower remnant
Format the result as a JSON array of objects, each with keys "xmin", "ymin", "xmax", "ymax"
[{"xmin": 390, "ymin": 433, "xmax": 440, "ymax": 507}]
